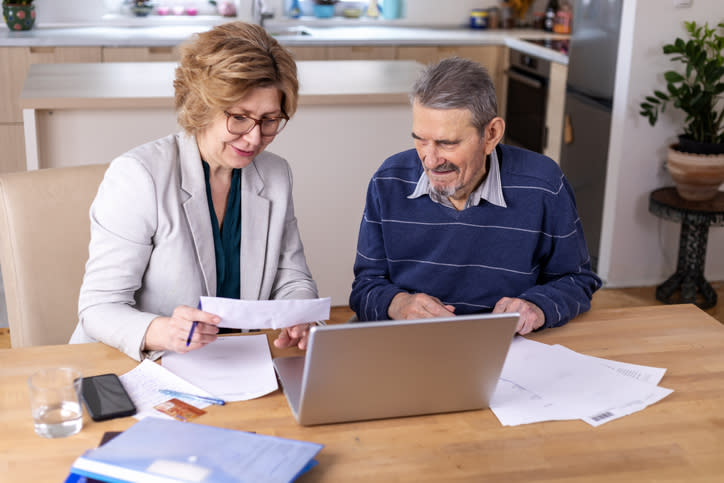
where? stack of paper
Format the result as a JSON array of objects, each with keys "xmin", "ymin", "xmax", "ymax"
[
  {"xmin": 490, "ymin": 338, "xmax": 673, "ymax": 426},
  {"xmin": 68, "ymin": 418, "xmax": 323, "ymax": 483}
]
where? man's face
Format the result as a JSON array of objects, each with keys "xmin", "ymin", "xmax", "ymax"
[{"xmin": 411, "ymin": 101, "xmax": 490, "ymax": 202}]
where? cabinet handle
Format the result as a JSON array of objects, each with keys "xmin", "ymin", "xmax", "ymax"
[
  {"xmin": 148, "ymin": 47, "xmax": 174, "ymax": 55},
  {"xmin": 29, "ymin": 47, "xmax": 55, "ymax": 54}
]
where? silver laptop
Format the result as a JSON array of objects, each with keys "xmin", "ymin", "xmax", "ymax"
[{"xmin": 273, "ymin": 313, "xmax": 519, "ymax": 426}]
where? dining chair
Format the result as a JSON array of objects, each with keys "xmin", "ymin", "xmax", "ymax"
[{"xmin": 0, "ymin": 164, "xmax": 108, "ymax": 347}]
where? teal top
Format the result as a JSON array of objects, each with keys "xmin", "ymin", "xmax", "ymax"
[{"xmin": 202, "ymin": 161, "xmax": 241, "ymax": 299}]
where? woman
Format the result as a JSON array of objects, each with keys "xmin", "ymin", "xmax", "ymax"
[{"xmin": 69, "ymin": 22, "xmax": 319, "ymax": 361}]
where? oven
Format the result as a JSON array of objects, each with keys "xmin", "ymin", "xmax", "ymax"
[{"xmin": 504, "ymin": 49, "xmax": 551, "ymax": 153}]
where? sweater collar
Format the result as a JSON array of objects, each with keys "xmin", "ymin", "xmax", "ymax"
[{"xmin": 407, "ymin": 147, "xmax": 507, "ymax": 209}]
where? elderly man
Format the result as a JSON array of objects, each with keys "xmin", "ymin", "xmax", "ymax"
[{"xmin": 350, "ymin": 57, "xmax": 601, "ymax": 335}]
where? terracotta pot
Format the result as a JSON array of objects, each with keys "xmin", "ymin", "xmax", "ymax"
[
  {"xmin": 667, "ymin": 144, "xmax": 724, "ymax": 201},
  {"xmin": 3, "ymin": 4, "xmax": 35, "ymax": 31}
]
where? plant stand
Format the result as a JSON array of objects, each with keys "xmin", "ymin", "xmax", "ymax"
[{"xmin": 648, "ymin": 187, "xmax": 724, "ymax": 309}]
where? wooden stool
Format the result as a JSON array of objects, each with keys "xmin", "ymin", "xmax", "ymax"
[{"xmin": 648, "ymin": 187, "xmax": 724, "ymax": 309}]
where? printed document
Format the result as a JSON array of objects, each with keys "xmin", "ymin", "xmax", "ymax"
[
  {"xmin": 490, "ymin": 337, "xmax": 673, "ymax": 427},
  {"xmin": 120, "ymin": 359, "xmax": 214, "ymax": 420},
  {"xmin": 162, "ymin": 334, "xmax": 278, "ymax": 401},
  {"xmin": 199, "ymin": 296, "xmax": 331, "ymax": 330}
]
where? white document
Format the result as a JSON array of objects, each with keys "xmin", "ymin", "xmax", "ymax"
[
  {"xmin": 490, "ymin": 337, "xmax": 674, "ymax": 427},
  {"xmin": 551, "ymin": 344, "xmax": 667, "ymax": 385},
  {"xmin": 199, "ymin": 296, "xmax": 331, "ymax": 330},
  {"xmin": 120, "ymin": 359, "xmax": 214, "ymax": 420},
  {"xmin": 162, "ymin": 334, "xmax": 278, "ymax": 401}
]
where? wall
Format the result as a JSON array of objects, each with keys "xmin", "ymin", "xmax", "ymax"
[
  {"xmin": 599, "ymin": 0, "xmax": 724, "ymax": 287},
  {"xmin": 28, "ymin": 0, "xmax": 551, "ymax": 28}
]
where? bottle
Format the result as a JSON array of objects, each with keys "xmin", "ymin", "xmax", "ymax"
[
  {"xmin": 543, "ymin": 0, "xmax": 558, "ymax": 32},
  {"xmin": 366, "ymin": 0, "xmax": 379, "ymax": 18},
  {"xmin": 553, "ymin": 0, "xmax": 572, "ymax": 34},
  {"xmin": 288, "ymin": 0, "xmax": 301, "ymax": 19}
]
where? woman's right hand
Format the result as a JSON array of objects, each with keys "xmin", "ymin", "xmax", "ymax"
[{"xmin": 144, "ymin": 305, "xmax": 221, "ymax": 353}]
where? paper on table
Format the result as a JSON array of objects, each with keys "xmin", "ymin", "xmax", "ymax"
[
  {"xmin": 549, "ymin": 344, "xmax": 673, "ymax": 426},
  {"xmin": 119, "ymin": 359, "xmax": 214, "ymax": 420},
  {"xmin": 490, "ymin": 337, "xmax": 673, "ymax": 427},
  {"xmin": 199, "ymin": 296, "xmax": 331, "ymax": 330},
  {"xmin": 551, "ymin": 344, "xmax": 667, "ymax": 385},
  {"xmin": 162, "ymin": 334, "xmax": 278, "ymax": 401}
]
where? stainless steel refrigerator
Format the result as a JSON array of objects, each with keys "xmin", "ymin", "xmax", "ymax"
[{"xmin": 558, "ymin": 0, "xmax": 623, "ymax": 272}]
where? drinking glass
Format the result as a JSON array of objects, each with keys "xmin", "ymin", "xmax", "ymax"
[{"xmin": 27, "ymin": 367, "xmax": 83, "ymax": 438}]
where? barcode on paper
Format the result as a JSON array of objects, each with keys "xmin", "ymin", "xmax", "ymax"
[{"xmin": 590, "ymin": 411, "xmax": 615, "ymax": 422}]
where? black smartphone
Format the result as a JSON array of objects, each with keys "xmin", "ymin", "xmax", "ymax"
[{"xmin": 81, "ymin": 373, "xmax": 137, "ymax": 421}]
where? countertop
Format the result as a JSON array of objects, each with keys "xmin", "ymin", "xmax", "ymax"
[
  {"xmin": 0, "ymin": 24, "xmax": 569, "ymax": 65},
  {"xmin": 19, "ymin": 60, "xmax": 424, "ymax": 109}
]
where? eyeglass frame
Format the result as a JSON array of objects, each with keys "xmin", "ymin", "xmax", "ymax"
[{"xmin": 223, "ymin": 111, "xmax": 289, "ymax": 137}]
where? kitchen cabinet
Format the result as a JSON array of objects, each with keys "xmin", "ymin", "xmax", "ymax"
[
  {"xmin": 102, "ymin": 46, "xmax": 179, "ymax": 62},
  {"xmin": 286, "ymin": 46, "xmax": 327, "ymax": 61},
  {"xmin": 397, "ymin": 45, "xmax": 507, "ymax": 112},
  {"xmin": 327, "ymin": 46, "xmax": 397, "ymax": 60},
  {"xmin": 0, "ymin": 46, "xmax": 101, "ymax": 174},
  {"xmin": 0, "ymin": 47, "xmax": 102, "ymax": 124},
  {"xmin": 0, "ymin": 125, "xmax": 25, "ymax": 174}
]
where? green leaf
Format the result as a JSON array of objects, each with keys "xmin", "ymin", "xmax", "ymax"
[
  {"xmin": 654, "ymin": 90, "xmax": 669, "ymax": 100},
  {"xmin": 664, "ymin": 71, "xmax": 685, "ymax": 82}
]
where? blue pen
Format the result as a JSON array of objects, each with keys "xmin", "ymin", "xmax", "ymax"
[
  {"xmin": 185, "ymin": 322, "xmax": 198, "ymax": 347},
  {"xmin": 159, "ymin": 389, "xmax": 226, "ymax": 406},
  {"xmin": 185, "ymin": 301, "xmax": 203, "ymax": 347}
]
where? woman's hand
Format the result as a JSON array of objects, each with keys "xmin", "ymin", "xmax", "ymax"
[
  {"xmin": 144, "ymin": 305, "xmax": 221, "ymax": 353},
  {"xmin": 274, "ymin": 322, "xmax": 316, "ymax": 350}
]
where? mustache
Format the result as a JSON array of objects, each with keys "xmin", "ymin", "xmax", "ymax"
[{"xmin": 430, "ymin": 162, "xmax": 459, "ymax": 173}]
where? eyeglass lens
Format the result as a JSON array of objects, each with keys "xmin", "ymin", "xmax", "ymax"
[{"xmin": 226, "ymin": 114, "xmax": 287, "ymax": 136}]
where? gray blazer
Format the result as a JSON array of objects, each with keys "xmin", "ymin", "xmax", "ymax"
[{"xmin": 70, "ymin": 133, "xmax": 318, "ymax": 361}]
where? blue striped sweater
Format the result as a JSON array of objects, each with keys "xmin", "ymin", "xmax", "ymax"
[{"xmin": 350, "ymin": 144, "xmax": 602, "ymax": 328}]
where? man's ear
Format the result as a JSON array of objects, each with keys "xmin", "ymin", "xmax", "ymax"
[{"xmin": 483, "ymin": 117, "xmax": 506, "ymax": 155}]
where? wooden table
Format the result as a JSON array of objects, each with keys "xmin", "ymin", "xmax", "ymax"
[
  {"xmin": 2, "ymin": 304, "xmax": 724, "ymax": 482},
  {"xmin": 649, "ymin": 187, "xmax": 724, "ymax": 309}
]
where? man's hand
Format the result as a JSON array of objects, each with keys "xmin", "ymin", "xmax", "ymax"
[
  {"xmin": 274, "ymin": 322, "xmax": 316, "ymax": 350},
  {"xmin": 144, "ymin": 305, "xmax": 220, "ymax": 353},
  {"xmin": 492, "ymin": 297, "xmax": 544, "ymax": 335},
  {"xmin": 388, "ymin": 292, "xmax": 456, "ymax": 320}
]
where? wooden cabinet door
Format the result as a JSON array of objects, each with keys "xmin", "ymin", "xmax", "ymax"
[
  {"xmin": 102, "ymin": 46, "xmax": 180, "ymax": 62},
  {"xmin": 397, "ymin": 45, "xmax": 505, "ymax": 110},
  {"xmin": 327, "ymin": 46, "xmax": 397, "ymax": 60},
  {"xmin": 0, "ymin": 47, "xmax": 102, "ymax": 123},
  {"xmin": 286, "ymin": 46, "xmax": 328, "ymax": 61},
  {"xmin": 0, "ymin": 124, "xmax": 27, "ymax": 174}
]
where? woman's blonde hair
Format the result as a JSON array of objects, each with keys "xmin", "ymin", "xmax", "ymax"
[{"xmin": 174, "ymin": 22, "xmax": 299, "ymax": 136}]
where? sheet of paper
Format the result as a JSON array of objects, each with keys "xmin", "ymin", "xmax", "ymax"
[
  {"xmin": 119, "ymin": 359, "xmax": 213, "ymax": 420},
  {"xmin": 551, "ymin": 344, "xmax": 667, "ymax": 385},
  {"xmin": 162, "ymin": 334, "xmax": 278, "ymax": 401},
  {"xmin": 490, "ymin": 337, "xmax": 673, "ymax": 427},
  {"xmin": 199, "ymin": 296, "xmax": 331, "ymax": 330}
]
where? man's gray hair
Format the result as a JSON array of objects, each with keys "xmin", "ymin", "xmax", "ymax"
[{"xmin": 411, "ymin": 57, "xmax": 498, "ymax": 136}]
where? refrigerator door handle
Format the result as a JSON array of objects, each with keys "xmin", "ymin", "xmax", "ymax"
[{"xmin": 505, "ymin": 69, "xmax": 544, "ymax": 89}]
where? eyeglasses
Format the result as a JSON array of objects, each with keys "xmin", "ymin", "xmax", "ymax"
[{"xmin": 224, "ymin": 111, "xmax": 289, "ymax": 137}]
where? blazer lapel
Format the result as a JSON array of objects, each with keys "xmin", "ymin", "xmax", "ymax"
[
  {"xmin": 179, "ymin": 134, "xmax": 217, "ymax": 297},
  {"xmin": 240, "ymin": 161, "xmax": 270, "ymax": 300}
]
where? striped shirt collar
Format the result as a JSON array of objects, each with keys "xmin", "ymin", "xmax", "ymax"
[{"xmin": 407, "ymin": 147, "xmax": 507, "ymax": 209}]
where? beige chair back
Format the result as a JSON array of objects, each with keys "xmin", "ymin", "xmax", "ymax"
[{"xmin": 0, "ymin": 164, "xmax": 108, "ymax": 347}]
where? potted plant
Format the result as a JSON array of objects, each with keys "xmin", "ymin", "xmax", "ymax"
[
  {"xmin": 639, "ymin": 21, "xmax": 724, "ymax": 201},
  {"xmin": 2, "ymin": 0, "xmax": 35, "ymax": 31}
]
